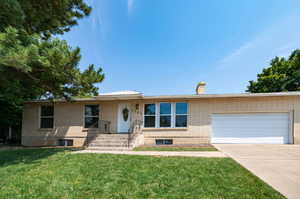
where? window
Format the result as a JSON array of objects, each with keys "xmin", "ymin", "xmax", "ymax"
[
  {"xmin": 144, "ymin": 104, "xmax": 156, "ymax": 127},
  {"xmin": 175, "ymin": 103, "xmax": 188, "ymax": 127},
  {"xmin": 160, "ymin": 103, "xmax": 171, "ymax": 127},
  {"xmin": 156, "ymin": 139, "xmax": 173, "ymax": 145},
  {"xmin": 143, "ymin": 102, "xmax": 188, "ymax": 128},
  {"xmin": 58, "ymin": 139, "xmax": 73, "ymax": 146},
  {"xmin": 40, "ymin": 105, "xmax": 54, "ymax": 128},
  {"xmin": 84, "ymin": 105, "xmax": 99, "ymax": 128}
]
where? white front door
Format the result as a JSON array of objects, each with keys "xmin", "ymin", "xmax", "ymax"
[
  {"xmin": 211, "ymin": 113, "xmax": 290, "ymax": 144},
  {"xmin": 117, "ymin": 103, "xmax": 131, "ymax": 133}
]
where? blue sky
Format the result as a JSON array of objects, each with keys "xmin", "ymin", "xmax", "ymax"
[{"xmin": 61, "ymin": 0, "xmax": 300, "ymax": 95}]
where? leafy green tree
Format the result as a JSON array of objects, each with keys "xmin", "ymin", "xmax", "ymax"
[
  {"xmin": 247, "ymin": 50, "xmax": 300, "ymax": 93},
  {"xmin": 0, "ymin": 0, "xmax": 104, "ymax": 129},
  {"xmin": 0, "ymin": 0, "xmax": 91, "ymax": 38},
  {"xmin": 0, "ymin": 27, "xmax": 104, "ymax": 126},
  {"xmin": 0, "ymin": 27, "xmax": 104, "ymax": 98},
  {"xmin": 0, "ymin": 0, "xmax": 24, "ymax": 30}
]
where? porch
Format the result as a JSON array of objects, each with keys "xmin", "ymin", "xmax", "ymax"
[
  {"xmin": 85, "ymin": 119, "xmax": 143, "ymax": 149},
  {"xmin": 84, "ymin": 101, "xmax": 143, "ymax": 133}
]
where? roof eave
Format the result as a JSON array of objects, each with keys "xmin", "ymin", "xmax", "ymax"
[
  {"xmin": 143, "ymin": 91, "xmax": 300, "ymax": 99},
  {"xmin": 24, "ymin": 91, "xmax": 300, "ymax": 103},
  {"xmin": 95, "ymin": 94, "xmax": 143, "ymax": 100}
]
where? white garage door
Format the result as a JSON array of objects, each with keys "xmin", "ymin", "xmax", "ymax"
[{"xmin": 211, "ymin": 113, "xmax": 290, "ymax": 144}]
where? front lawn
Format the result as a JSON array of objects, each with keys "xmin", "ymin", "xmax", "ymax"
[
  {"xmin": 133, "ymin": 146, "xmax": 217, "ymax": 151},
  {"xmin": 0, "ymin": 149, "xmax": 284, "ymax": 199}
]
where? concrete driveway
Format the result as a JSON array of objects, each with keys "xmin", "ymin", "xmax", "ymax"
[{"xmin": 214, "ymin": 144, "xmax": 300, "ymax": 199}]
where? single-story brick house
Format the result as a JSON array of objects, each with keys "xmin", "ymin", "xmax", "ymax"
[{"xmin": 22, "ymin": 82, "xmax": 300, "ymax": 147}]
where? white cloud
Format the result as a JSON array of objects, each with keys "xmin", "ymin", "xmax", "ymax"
[
  {"xmin": 206, "ymin": 12, "xmax": 300, "ymax": 93},
  {"xmin": 87, "ymin": 0, "xmax": 103, "ymax": 30},
  {"xmin": 127, "ymin": 0, "xmax": 135, "ymax": 14},
  {"xmin": 274, "ymin": 42, "xmax": 300, "ymax": 58},
  {"xmin": 218, "ymin": 42, "xmax": 253, "ymax": 66},
  {"xmin": 84, "ymin": 0, "xmax": 107, "ymax": 41},
  {"xmin": 216, "ymin": 13, "xmax": 300, "ymax": 71}
]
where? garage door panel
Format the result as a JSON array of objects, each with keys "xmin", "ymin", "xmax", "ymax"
[
  {"xmin": 211, "ymin": 113, "xmax": 289, "ymax": 144},
  {"xmin": 212, "ymin": 137, "xmax": 285, "ymax": 144}
]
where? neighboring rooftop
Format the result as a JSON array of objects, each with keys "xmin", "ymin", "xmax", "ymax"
[
  {"xmin": 94, "ymin": 90, "xmax": 143, "ymax": 100},
  {"xmin": 98, "ymin": 90, "xmax": 142, "ymax": 96}
]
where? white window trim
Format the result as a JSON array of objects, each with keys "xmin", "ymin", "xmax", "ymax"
[
  {"xmin": 159, "ymin": 102, "xmax": 172, "ymax": 128},
  {"xmin": 175, "ymin": 102, "xmax": 189, "ymax": 128},
  {"xmin": 143, "ymin": 102, "xmax": 188, "ymax": 128},
  {"xmin": 143, "ymin": 103, "xmax": 157, "ymax": 128},
  {"xmin": 84, "ymin": 104, "xmax": 100, "ymax": 128},
  {"xmin": 39, "ymin": 105, "xmax": 54, "ymax": 129}
]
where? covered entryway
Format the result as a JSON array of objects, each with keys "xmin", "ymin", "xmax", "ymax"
[
  {"xmin": 117, "ymin": 103, "xmax": 131, "ymax": 133},
  {"xmin": 211, "ymin": 113, "xmax": 290, "ymax": 144}
]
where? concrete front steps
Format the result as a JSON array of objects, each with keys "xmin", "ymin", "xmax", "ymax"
[{"xmin": 87, "ymin": 134, "xmax": 132, "ymax": 151}]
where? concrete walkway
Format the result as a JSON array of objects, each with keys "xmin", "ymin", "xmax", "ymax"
[
  {"xmin": 73, "ymin": 149, "xmax": 227, "ymax": 158},
  {"xmin": 214, "ymin": 144, "xmax": 300, "ymax": 199}
]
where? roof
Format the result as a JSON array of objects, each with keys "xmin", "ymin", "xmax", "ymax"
[
  {"xmin": 94, "ymin": 90, "xmax": 143, "ymax": 100},
  {"xmin": 25, "ymin": 91, "xmax": 300, "ymax": 103},
  {"xmin": 143, "ymin": 91, "xmax": 300, "ymax": 99},
  {"xmin": 98, "ymin": 90, "xmax": 142, "ymax": 96}
]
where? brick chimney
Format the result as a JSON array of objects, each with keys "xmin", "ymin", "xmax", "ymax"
[{"xmin": 196, "ymin": 81, "xmax": 206, "ymax": 94}]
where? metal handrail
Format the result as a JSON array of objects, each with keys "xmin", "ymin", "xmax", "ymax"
[
  {"xmin": 128, "ymin": 119, "xmax": 143, "ymax": 147},
  {"xmin": 99, "ymin": 120, "xmax": 111, "ymax": 134},
  {"xmin": 129, "ymin": 119, "xmax": 143, "ymax": 134}
]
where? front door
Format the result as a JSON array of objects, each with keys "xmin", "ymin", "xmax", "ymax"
[{"xmin": 117, "ymin": 103, "xmax": 131, "ymax": 133}]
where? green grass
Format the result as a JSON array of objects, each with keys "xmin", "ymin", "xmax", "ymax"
[
  {"xmin": 0, "ymin": 149, "xmax": 285, "ymax": 199},
  {"xmin": 133, "ymin": 146, "xmax": 218, "ymax": 151}
]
